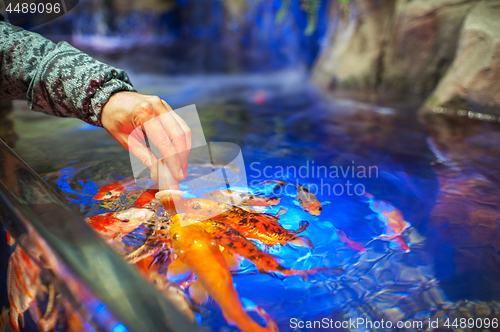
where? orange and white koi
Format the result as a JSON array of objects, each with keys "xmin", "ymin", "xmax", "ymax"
[
  {"xmin": 86, "ymin": 208, "xmax": 154, "ymax": 240},
  {"xmin": 6, "ymin": 246, "xmax": 40, "ymax": 332},
  {"xmin": 211, "ymin": 207, "xmax": 313, "ymax": 248},
  {"xmin": 203, "ymin": 190, "xmax": 281, "ymax": 206},
  {"xmin": 364, "ymin": 193, "xmax": 410, "ymax": 252},
  {"xmin": 262, "ymin": 180, "xmax": 322, "ymax": 216},
  {"xmin": 168, "ymin": 220, "xmax": 278, "ymax": 332},
  {"xmin": 336, "ymin": 229, "xmax": 366, "ymax": 253},
  {"xmin": 296, "ymin": 183, "xmax": 322, "ymax": 216},
  {"xmin": 175, "ymin": 198, "xmax": 232, "ymax": 218}
]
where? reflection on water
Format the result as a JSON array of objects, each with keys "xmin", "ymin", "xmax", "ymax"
[
  {"xmin": 2, "ymin": 70, "xmax": 500, "ymax": 331},
  {"xmin": 423, "ymin": 112, "xmax": 500, "ymax": 303}
]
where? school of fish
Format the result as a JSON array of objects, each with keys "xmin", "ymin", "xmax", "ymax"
[{"xmin": 2, "ymin": 176, "xmax": 413, "ymax": 332}]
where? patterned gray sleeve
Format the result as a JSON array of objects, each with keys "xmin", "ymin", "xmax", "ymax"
[{"xmin": 0, "ymin": 16, "xmax": 136, "ymax": 127}]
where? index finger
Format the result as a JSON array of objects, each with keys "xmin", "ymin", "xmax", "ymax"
[{"xmin": 143, "ymin": 116, "xmax": 185, "ymax": 180}]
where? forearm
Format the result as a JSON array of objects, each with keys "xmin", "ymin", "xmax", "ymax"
[{"xmin": 0, "ymin": 16, "xmax": 136, "ymax": 126}]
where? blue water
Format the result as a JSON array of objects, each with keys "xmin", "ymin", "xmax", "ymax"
[{"xmin": 10, "ymin": 70, "xmax": 500, "ymax": 331}]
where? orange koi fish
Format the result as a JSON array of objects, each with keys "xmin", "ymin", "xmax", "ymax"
[
  {"xmin": 364, "ymin": 193, "xmax": 410, "ymax": 252},
  {"xmin": 169, "ymin": 220, "xmax": 278, "ymax": 332},
  {"xmin": 86, "ymin": 208, "xmax": 154, "ymax": 240},
  {"xmin": 201, "ymin": 218, "xmax": 338, "ymax": 279},
  {"xmin": 93, "ymin": 177, "xmax": 136, "ymax": 200},
  {"xmin": 336, "ymin": 229, "xmax": 367, "ymax": 253},
  {"xmin": 203, "ymin": 190, "xmax": 281, "ymax": 206},
  {"xmin": 211, "ymin": 207, "xmax": 313, "ymax": 248},
  {"xmin": 262, "ymin": 180, "xmax": 322, "ymax": 216}
]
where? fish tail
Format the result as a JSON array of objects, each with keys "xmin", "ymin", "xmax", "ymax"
[
  {"xmin": 8, "ymin": 309, "xmax": 19, "ymax": 332},
  {"xmin": 282, "ymin": 266, "xmax": 344, "ymax": 281},
  {"xmin": 311, "ymin": 267, "xmax": 345, "ymax": 276},
  {"xmin": 294, "ymin": 220, "xmax": 309, "ymax": 235},
  {"xmin": 378, "ymin": 235, "xmax": 410, "ymax": 252},
  {"xmin": 393, "ymin": 236, "xmax": 410, "ymax": 252}
]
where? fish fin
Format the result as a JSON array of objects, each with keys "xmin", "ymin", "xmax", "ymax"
[
  {"xmin": 288, "ymin": 236, "xmax": 313, "ymax": 249},
  {"xmin": 8, "ymin": 311, "xmax": 19, "ymax": 332},
  {"xmin": 378, "ymin": 234, "xmax": 400, "ymax": 241},
  {"xmin": 5, "ymin": 232, "xmax": 15, "ymax": 246},
  {"xmin": 275, "ymin": 207, "xmax": 287, "ymax": 218},
  {"xmin": 188, "ymin": 280, "xmax": 210, "ymax": 305},
  {"xmin": 292, "ymin": 200, "xmax": 300, "ymax": 207},
  {"xmin": 260, "ymin": 180, "xmax": 288, "ymax": 193},
  {"xmin": 363, "ymin": 192, "xmax": 374, "ymax": 200},
  {"xmin": 364, "ymin": 213, "xmax": 378, "ymax": 220},
  {"xmin": 255, "ymin": 306, "xmax": 279, "ymax": 332},
  {"xmin": 167, "ymin": 260, "xmax": 193, "ymax": 282},
  {"xmin": 222, "ymin": 251, "xmax": 241, "ymax": 270},
  {"xmin": 261, "ymin": 271, "xmax": 286, "ymax": 281},
  {"xmin": 320, "ymin": 201, "xmax": 331, "ymax": 206},
  {"xmin": 240, "ymin": 298, "xmax": 257, "ymax": 311},
  {"xmin": 0, "ymin": 307, "xmax": 10, "ymax": 332}
]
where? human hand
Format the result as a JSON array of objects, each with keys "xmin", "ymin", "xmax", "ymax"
[{"xmin": 101, "ymin": 91, "xmax": 191, "ymax": 183}]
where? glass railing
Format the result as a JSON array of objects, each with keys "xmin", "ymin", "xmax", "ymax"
[{"xmin": 0, "ymin": 138, "xmax": 200, "ymax": 332}]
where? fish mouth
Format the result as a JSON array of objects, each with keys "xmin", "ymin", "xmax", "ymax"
[{"xmin": 308, "ymin": 210, "xmax": 321, "ymax": 216}]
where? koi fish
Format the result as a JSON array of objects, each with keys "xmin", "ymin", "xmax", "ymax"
[
  {"xmin": 6, "ymin": 246, "xmax": 40, "ymax": 332},
  {"xmin": 261, "ymin": 180, "xmax": 322, "ymax": 216},
  {"xmin": 93, "ymin": 177, "xmax": 136, "ymax": 200},
  {"xmin": 86, "ymin": 208, "xmax": 154, "ymax": 240},
  {"xmin": 364, "ymin": 193, "xmax": 410, "ymax": 252},
  {"xmin": 200, "ymin": 218, "xmax": 339, "ymax": 279},
  {"xmin": 336, "ymin": 229, "xmax": 366, "ymax": 253},
  {"xmin": 176, "ymin": 198, "xmax": 232, "ymax": 218},
  {"xmin": 132, "ymin": 188, "xmax": 159, "ymax": 208},
  {"xmin": 203, "ymin": 190, "xmax": 281, "ymax": 206},
  {"xmin": 211, "ymin": 206, "xmax": 313, "ymax": 248},
  {"xmin": 296, "ymin": 183, "xmax": 322, "ymax": 216},
  {"xmin": 169, "ymin": 220, "xmax": 278, "ymax": 332}
]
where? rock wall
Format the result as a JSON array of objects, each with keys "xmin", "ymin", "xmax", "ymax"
[
  {"xmin": 421, "ymin": 1, "xmax": 500, "ymax": 116},
  {"xmin": 312, "ymin": 0, "xmax": 500, "ymax": 115}
]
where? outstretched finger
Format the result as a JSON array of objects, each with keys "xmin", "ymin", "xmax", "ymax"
[
  {"xmin": 143, "ymin": 116, "xmax": 184, "ymax": 180},
  {"xmin": 162, "ymin": 101, "xmax": 191, "ymax": 175},
  {"xmin": 157, "ymin": 111, "xmax": 188, "ymax": 177}
]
